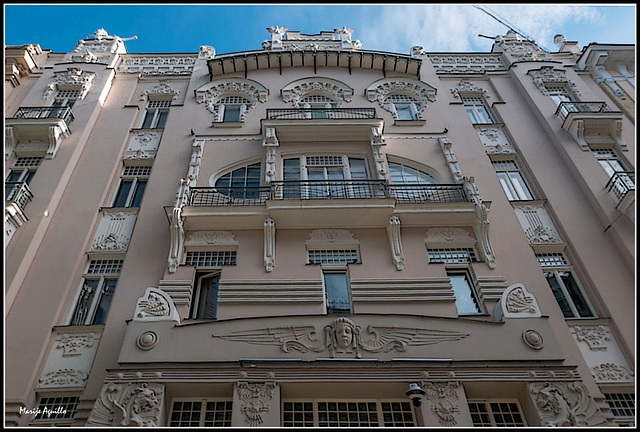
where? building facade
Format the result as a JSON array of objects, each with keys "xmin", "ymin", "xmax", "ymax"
[{"xmin": 4, "ymin": 26, "xmax": 635, "ymax": 427}]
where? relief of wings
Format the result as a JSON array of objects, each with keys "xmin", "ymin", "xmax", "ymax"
[
  {"xmin": 359, "ymin": 325, "xmax": 470, "ymax": 353},
  {"xmin": 212, "ymin": 325, "xmax": 326, "ymax": 353}
]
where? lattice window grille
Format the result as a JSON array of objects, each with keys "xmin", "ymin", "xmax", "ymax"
[
  {"xmin": 535, "ymin": 253, "xmax": 569, "ymax": 267},
  {"xmin": 34, "ymin": 396, "xmax": 79, "ymax": 420},
  {"xmin": 428, "ymin": 248, "xmax": 477, "ymax": 263},
  {"xmin": 604, "ymin": 393, "xmax": 635, "ymax": 419},
  {"xmin": 301, "ymin": 95, "xmax": 334, "ymax": 103},
  {"xmin": 305, "ymin": 156, "xmax": 344, "ymax": 166},
  {"xmin": 386, "ymin": 94, "xmax": 416, "ymax": 103},
  {"xmin": 185, "ymin": 251, "xmax": 237, "ymax": 267},
  {"xmin": 283, "ymin": 400, "xmax": 415, "ymax": 427},
  {"xmin": 13, "ymin": 157, "xmax": 44, "ymax": 168},
  {"xmin": 123, "ymin": 166, "xmax": 152, "ymax": 177},
  {"xmin": 592, "ymin": 148, "xmax": 618, "ymax": 159},
  {"xmin": 219, "ymin": 96, "xmax": 251, "ymax": 105},
  {"xmin": 87, "ymin": 260, "xmax": 123, "ymax": 274},
  {"xmin": 307, "ymin": 249, "xmax": 359, "ymax": 265},
  {"xmin": 468, "ymin": 400, "xmax": 527, "ymax": 427},
  {"xmin": 492, "ymin": 160, "xmax": 520, "ymax": 171},
  {"xmin": 147, "ymin": 100, "xmax": 171, "ymax": 109},
  {"xmin": 461, "ymin": 97, "xmax": 486, "ymax": 105},
  {"xmin": 56, "ymin": 90, "xmax": 81, "ymax": 99},
  {"xmin": 169, "ymin": 400, "xmax": 233, "ymax": 427}
]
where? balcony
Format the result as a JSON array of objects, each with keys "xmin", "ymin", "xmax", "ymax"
[
  {"xmin": 5, "ymin": 182, "xmax": 34, "ymax": 211},
  {"xmin": 261, "ymin": 108, "xmax": 383, "ymax": 142},
  {"xmin": 182, "ymin": 181, "xmax": 474, "ymax": 229},
  {"xmin": 6, "ymin": 107, "xmax": 74, "ymax": 159},
  {"xmin": 606, "ymin": 171, "xmax": 635, "ymax": 215},
  {"xmin": 555, "ymin": 102, "xmax": 624, "ymax": 150}
]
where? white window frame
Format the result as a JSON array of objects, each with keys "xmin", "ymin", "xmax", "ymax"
[
  {"xmin": 462, "ymin": 97, "xmax": 494, "ymax": 124},
  {"xmin": 385, "ymin": 94, "xmax": 419, "ymax": 121},
  {"xmin": 604, "ymin": 392, "xmax": 635, "ymax": 427},
  {"xmin": 31, "ymin": 394, "xmax": 80, "ymax": 425},
  {"xmin": 112, "ymin": 165, "xmax": 151, "ymax": 208},
  {"xmin": 492, "ymin": 160, "xmax": 535, "ymax": 201},
  {"xmin": 69, "ymin": 260, "xmax": 122, "ymax": 326},
  {"xmin": 321, "ymin": 266, "xmax": 353, "ymax": 315},
  {"xmin": 190, "ymin": 272, "xmax": 221, "ymax": 320},
  {"xmin": 536, "ymin": 252, "xmax": 595, "ymax": 319},
  {"xmin": 282, "ymin": 399, "xmax": 416, "ymax": 427},
  {"xmin": 447, "ymin": 268, "xmax": 482, "ymax": 315},
  {"xmin": 592, "ymin": 148, "xmax": 635, "ymax": 193},
  {"xmin": 168, "ymin": 398, "xmax": 233, "ymax": 427},
  {"xmin": 215, "ymin": 96, "xmax": 251, "ymax": 123},
  {"xmin": 142, "ymin": 100, "xmax": 170, "ymax": 129},
  {"xmin": 468, "ymin": 399, "xmax": 527, "ymax": 427},
  {"xmin": 300, "ymin": 94, "xmax": 335, "ymax": 119}
]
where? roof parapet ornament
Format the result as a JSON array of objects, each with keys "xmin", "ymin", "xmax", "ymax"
[{"xmin": 262, "ymin": 26, "xmax": 362, "ymax": 52}]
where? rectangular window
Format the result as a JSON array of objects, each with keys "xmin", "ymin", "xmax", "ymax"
[
  {"xmin": 282, "ymin": 400, "xmax": 415, "ymax": 427},
  {"xmin": 447, "ymin": 270, "xmax": 482, "ymax": 314},
  {"xmin": 191, "ymin": 273, "xmax": 220, "ymax": 319},
  {"xmin": 462, "ymin": 97, "xmax": 494, "ymax": 124},
  {"xmin": 536, "ymin": 253, "xmax": 594, "ymax": 319},
  {"xmin": 604, "ymin": 393, "xmax": 635, "ymax": 426},
  {"xmin": 113, "ymin": 166, "xmax": 151, "ymax": 207},
  {"xmin": 428, "ymin": 248, "xmax": 477, "ymax": 264},
  {"xmin": 323, "ymin": 270, "xmax": 352, "ymax": 314},
  {"xmin": 308, "ymin": 249, "xmax": 359, "ymax": 265},
  {"xmin": 468, "ymin": 400, "xmax": 527, "ymax": 427},
  {"xmin": 33, "ymin": 396, "xmax": 79, "ymax": 421},
  {"xmin": 492, "ymin": 160, "xmax": 534, "ymax": 201},
  {"xmin": 169, "ymin": 400, "xmax": 233, "ymax": 427},
  {"xmin": 142, "ymin": 100, "xmax": 170, "ymax": 129},
  {"xmin": 185, "ymin": 251, "xmax": 237, "ymax": 267},
  {"xmin": 592, "ymin": 148, "xmax": 634, "ymax": 197},
  {"xmin": 70, "ymin": 260, "xmax": 122, "ymax": 326}
]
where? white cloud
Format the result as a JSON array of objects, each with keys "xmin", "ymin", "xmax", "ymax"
[{"xmin": 354, "ymin": 4, "xmax": 606, "ymax": 53}]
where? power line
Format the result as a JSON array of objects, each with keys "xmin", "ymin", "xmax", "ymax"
[{"xmin": 473, "ymin": 5, "xmax": 551, "ymax": 52}]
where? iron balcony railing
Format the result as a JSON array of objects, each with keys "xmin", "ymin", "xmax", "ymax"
[
  {"xmin": 605, "ymin": 171, "xmax": 635, "ymax": 201},
  {"xmin": 5, "ymin": 181, "xmax": 34, "ymax": 211},
  {"xmin": 555, "ymin": 101, "xmax": 612, "ymax": 118},
  {"xmin": 12, "ymin": 106, "xmax": 75, "ymax": 125},
  {"xmin": 189, "ymin": 181, "xmax": 469, "ymax": 206},
  {"xmin": 266, "ymin": 108, "xmax": 377, "ymax": 120}
]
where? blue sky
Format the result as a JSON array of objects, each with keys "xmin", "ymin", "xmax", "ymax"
[{"xmin": 4, "ymin": 4, "xmax": 637, "ymax": 55}]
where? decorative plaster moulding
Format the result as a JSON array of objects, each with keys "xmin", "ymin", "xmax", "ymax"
[{"xmin": 117, "ymin": 55, "xmax": 197, "ymax": 76}]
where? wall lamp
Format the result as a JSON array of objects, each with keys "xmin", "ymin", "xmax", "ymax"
[{"xmin": 406, "ymin": 382, "xmax": 426, "ymax": 407}]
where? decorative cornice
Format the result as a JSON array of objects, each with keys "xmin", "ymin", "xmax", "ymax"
[
  {"xmin": 43, "ymin": 68, "xmax": 96, "ymax": 100},
  {"xmin": 528, "ymin": 66, "xmax": 580, "ymax": 97},
  {"xmin": 117, "ymin": 55, "xmax": 196, "ymax": 76},
  {"xmin": 281, "ymin": 78, "xmax": 353, "ymax": 107},
  {"xmin": 450, "ymin": 80, "xmax": 489, "ymax": 99},
  {"xmin": 140, "ymin": 81, "xmax": 180, "ymax": 101}
]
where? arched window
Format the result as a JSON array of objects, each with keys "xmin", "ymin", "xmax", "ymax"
[
  {"xmin": 214, "ymin": 163, "xmax": 261, "ymax": 199},
  {"xmin": 217, "ymin": 95, "xmax": 252, "ymax": 122},
  {"xmin": 385, "ymin": 94, "xmax": 420, "ymax": 120},
  {"xmin": 366, "ymin": 78, "xmax": 436, "ymax": 122},
  {"xmin": 388, "ymin": 161, "xmax": 437, "ymax": 184}
]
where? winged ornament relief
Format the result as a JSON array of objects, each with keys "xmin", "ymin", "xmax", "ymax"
[{"xmin": 213, "ymin": 317, "xmax": 469, "ymax": 358}]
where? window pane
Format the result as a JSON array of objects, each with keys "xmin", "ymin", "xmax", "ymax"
[
  {"xmin": 324, "ymin": 272, "xmax": 351, "ymax": 314},
  {"xmin": 449, "ymin": 273, "xmax": 480, "ymax": 314},
  {"xmin": 544, "ymin": 272, "xmax": 575, "ymax": 318},
  {"xmin": 131, "ymin": 180, "xmax": 147, "ymax": 207},
  {"xmin": 508, "ymin": 172, "xmax": 533, "ymax": 200},
  {"xmin": 142, "ymin": 111, "xmax": 155, "ymax": 129},
  {"xmin": 395, "ymin": 104, "xmax": 414, "ymax": 120},
  {"xmin": 71, "ymin": 279, "xmax": 100, "ymax": 325},
  {"xmin": 223, "ymin": 105, "xmax": 241, "ymax": 122},
  {"xmin": 349, "ymin": 158, "xmax": 368, "ymax": 179},
  {"xmin": 6, "ymin": 170, "xmax": 23, "ymax": 183},
  {"xmin": 196, "ymin": 275, "xmax": 219, "ymax": 319},
  {"xmin": 559, "ymin": 271, "xmax": 594, "ymax": 318},
  {"xmin": 155, "ymin": 109, "xmax": 169, "ymax": 128},
  {"xmin": 92, "ymin": 278, "xmax": 117, "ymax": 325},
  {"xmin": 497, "ymin": 172, "xmax": 519, "ymax": 201},
  {"xmin": 114, "ymin": 180, "xmax": 133, "ymax": 207}
]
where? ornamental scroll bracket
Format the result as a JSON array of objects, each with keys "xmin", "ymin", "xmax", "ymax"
[{"xmin": 463, "ymin": 177, "xmax": 496, "ymax": 269}]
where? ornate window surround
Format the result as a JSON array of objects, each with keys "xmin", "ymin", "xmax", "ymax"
[
  {"xmin": 281, "ymin": 77, "xmax": 353, "ymax": 107},
  {"xmin": 195, "ymin": 78, "xmax": 268, "ymax": 123},
  {"xmin": 366, "ymin": 77, "xmax": 436, "ymax": 122}
]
